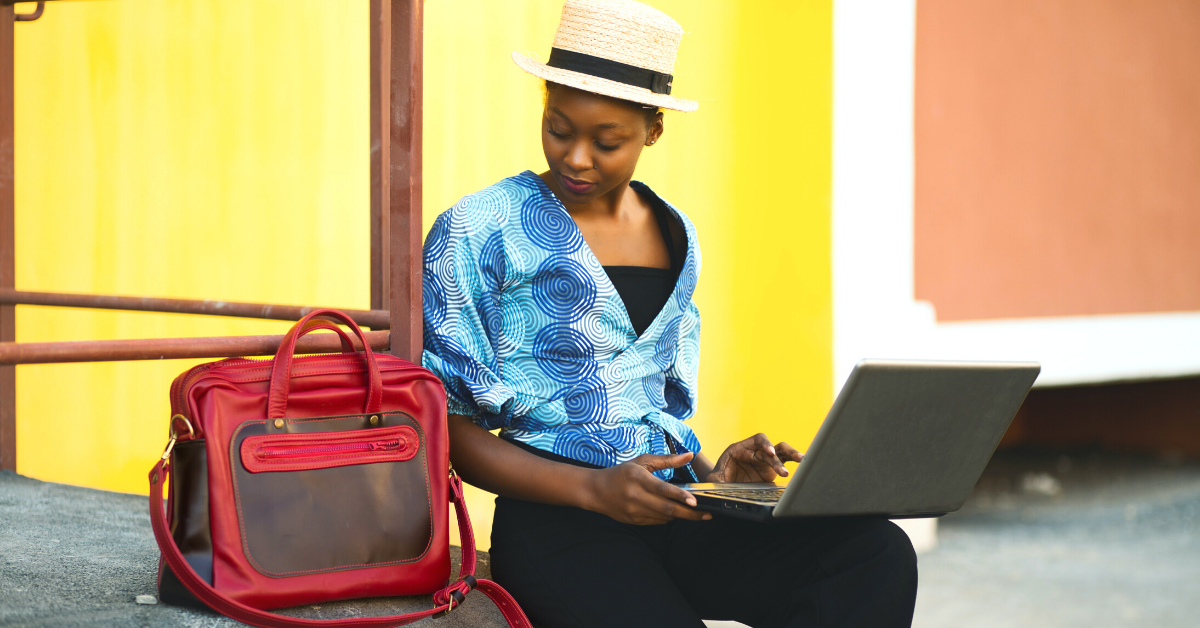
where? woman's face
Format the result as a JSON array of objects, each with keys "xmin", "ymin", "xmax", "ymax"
[{"xmin": 541, "ymin": 84, "xmax": 663, "ymax": 205}]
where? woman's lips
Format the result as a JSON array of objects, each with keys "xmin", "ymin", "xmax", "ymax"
[{"xmin": 560, "ymin": 174, "xmax": 596, "ymax": 195}]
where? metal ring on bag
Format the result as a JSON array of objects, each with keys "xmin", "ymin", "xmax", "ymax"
[
  {"xmin": 162, "ymin": 416, "xmax": 197, "ymax": 462},
  {"xmin": 170, "ymin": 414, "xmax": 195, "ymax": 440}
]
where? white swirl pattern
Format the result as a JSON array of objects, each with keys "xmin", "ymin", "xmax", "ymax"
[{"xmin": 422, "ymin": 171, "xmax": 703, "ymax": 479}]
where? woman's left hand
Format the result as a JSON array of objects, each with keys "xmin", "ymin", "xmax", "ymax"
[{"xmin": 702, "ymin": 433, "xmax": 804, "ymax": 483}]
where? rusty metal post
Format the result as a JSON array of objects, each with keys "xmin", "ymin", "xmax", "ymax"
[
  {"xmin": 385, "ymin": 0, "xmax": 422, "ymax": 362},
  {"xmin": 0, "ymin": 2, "xmax": 15, "ymax": 471},
  {"xmin": 14, "ymin": 2, "xmax": 44, "ymax": 22},
  {"xmin": 369, "ymin": 0, "xmax": 390, "ymax": 312}
]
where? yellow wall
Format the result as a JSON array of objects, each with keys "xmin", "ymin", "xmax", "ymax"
[
  {"xmin": 14, "ymin": 0, "xmax": 370, "ymax": 489},
  {"xmin": 15, "ymin": 0, "xmax": 830, "ymax": 548}
]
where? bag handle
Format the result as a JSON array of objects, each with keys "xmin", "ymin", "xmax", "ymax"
[
  {"xmin": 297, "ymin": 320, "xmax": 357, "ymax": 354},
  {"xmin": 268, "ymin": 310, "xmax": 384, "ymax": 420},
  {"xmin": 149, "ymin": 460, "xmax": 532, "ymax": 628}
]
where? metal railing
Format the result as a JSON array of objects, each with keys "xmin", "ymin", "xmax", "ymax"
[{"xmin": 0, "ymin": 289, "xmax": 391, "ymax": 329}]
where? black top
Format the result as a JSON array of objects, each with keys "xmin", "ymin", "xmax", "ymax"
[{"xmin": 603, "ymin": 183, "xmax": 685, "ymax": 337}]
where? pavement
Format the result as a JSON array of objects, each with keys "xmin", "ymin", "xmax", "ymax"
[
  {"xmin": 914, "ymin": 448, "xmax": 1200, "ymax": 628},
  {"xmin": 2, "ymin": 448, "xmax": 1198, "ymax": 627},
  {"xmin": 0, "ymin": 470, "xmax": 508, "ymax": 627}
]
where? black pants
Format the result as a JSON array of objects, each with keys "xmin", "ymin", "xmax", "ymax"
[{"xmin": 489, "ymin": 496, "xmax": 918, "ymax": 628}]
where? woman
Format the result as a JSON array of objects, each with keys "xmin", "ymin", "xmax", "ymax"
[{"xmin": 422, "ymin": 1, "xmax": 917, "ymax": 626}]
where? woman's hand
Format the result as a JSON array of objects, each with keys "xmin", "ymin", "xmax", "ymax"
[
  {"xmin": 702, "ymin": 433, "xmax": 804, "ymax": 483},
  {"xmin": 585, "ymin": 452, "xmax": 712, "ymax": 525}
]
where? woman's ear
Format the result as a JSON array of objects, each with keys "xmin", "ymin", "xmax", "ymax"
[{"xmin": 646, "ymin": 112, "xmax": 665, "ymax": 146}]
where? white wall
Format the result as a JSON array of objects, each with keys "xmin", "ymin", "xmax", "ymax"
[{"xmin": 830, "ymin": 0, "xmax": 1200, "ymax": 392}]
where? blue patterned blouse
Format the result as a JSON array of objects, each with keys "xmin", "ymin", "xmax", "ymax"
[{"xmin": 421, "ymin": 170, "xmax": 703, "ymax": 480}]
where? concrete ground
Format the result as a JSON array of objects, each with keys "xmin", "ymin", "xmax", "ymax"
[
  {"xmin": 914, "ymin": 448, "xmax": 1200, "ymax": 628},
  {"xmin": 0, "ymin": 470, "xmax": 509, "ymax": 627},
  {"xmin": 2, "ymin": 448, "xmax": 1197, "ymax": 627}
]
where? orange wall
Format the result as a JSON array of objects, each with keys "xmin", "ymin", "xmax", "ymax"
[{"xmin": 914, "ymin": 0, "xmax": 1200, "ymax": 321}]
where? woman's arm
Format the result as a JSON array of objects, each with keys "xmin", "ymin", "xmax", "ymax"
[
  {"xmin": 448, "ymin": 414, "xmax": 711, "ymax": 525},
  {"xmin": 691, "ymin": 451, "xmax": 715, "ymax": 480}
]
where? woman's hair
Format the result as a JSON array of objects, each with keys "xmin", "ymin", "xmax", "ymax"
[{"xmin": 544, "ymin": 80, "xmax": 662, "ymax": 129}]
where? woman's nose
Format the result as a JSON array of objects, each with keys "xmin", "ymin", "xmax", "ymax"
[{"xmin": 564, "ymin": 141, "xmax": 592, "ymax": 172}]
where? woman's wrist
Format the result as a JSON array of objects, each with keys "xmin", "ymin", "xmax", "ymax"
[
  {"xmin": 690, "ymin": 451, "xmax": 714, "ymax": 481},
  {"xmin": 576, "ymin": 466, "xmax": 606, "ymax": 514}
]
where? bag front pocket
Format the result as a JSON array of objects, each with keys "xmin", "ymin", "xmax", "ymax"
[
  {"xmin": 230, "ymin": 413, "xmax": 433, "ymax": 578},
  {"xmin": 241, "ymin": 425, "xmax": 419, "ymax": 473}
]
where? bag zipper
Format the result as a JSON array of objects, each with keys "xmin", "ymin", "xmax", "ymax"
[
  {"xmin": 170, "ymin": 358, "xmax": 255, "ymax": 419},
  {"xmin": 241, "ymin": 424, "xmax": 420, "ymax": 473},
  {"xmin": 171, "ymin": 355, "xmax": 429, "ymax": 427},
  {"xmin": 259, "ymin": 439, "xmax": 402, "ymax": 458}
]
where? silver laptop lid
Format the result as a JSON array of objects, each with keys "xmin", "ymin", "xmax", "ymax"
[{"xmin": 774, "ymin": 359, "xmax": 1040, "ymax": 518}]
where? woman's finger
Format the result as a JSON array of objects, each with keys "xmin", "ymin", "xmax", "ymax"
[
  {"xmin": 750, "ymin": 433, "xmax": 792, "ymax": 475},
  {"xmin": 774, "ymin": 441, "xmax": 805, "ymax": 463},
  {"xmin": 651, "ymin": 475, "xmax": 700, "ymax": 507},
  {"xmin": 751, "ymin": 433, "xmax": 777, "ymax": 457},
  {"xmin": 755, "ymin": 448, "xmax": 789, "ymax": 477},
  {"xmin": 633, "ymin": 452, "xmax": 694, "ymax": 473},
  {"xmin": 728, "ymin": 451, "xmax": 778, "ymax": 481},
  {"xmin": 646, "ymin": 494, "xmax": 710, "ymax": 521},
  {"xmin": 643, "ymin": 476, "xmax": 710, "ymax": 520},
  {"xmin": 663, "ymin": 499, "xmax": 711, "ymax": 520},
  {"xmin": 733, "ymin": 438, "xmax": 787, "ymax": 477}
]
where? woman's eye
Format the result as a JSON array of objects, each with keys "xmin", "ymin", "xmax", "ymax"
[
  {"xmin": 548, "ymin": 128, "xmax": 569, "ymax": 139},
  {"xmin": 595, "ymin": 142, "xmax": 620, "ymax": 151}
]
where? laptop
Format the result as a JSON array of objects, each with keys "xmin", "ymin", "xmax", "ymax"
[{"xmin": 683, "ymin": 359, "xmax": 1041, "ymax": 522}]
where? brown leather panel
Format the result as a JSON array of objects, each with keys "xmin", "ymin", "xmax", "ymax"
[
  {"xmin": 229, "ymin": 413, "xmax": 433, "ymax": 577},
  {"xmin": 160, "ymin": 439, "xmax": 213, "ymax": 608},
  {"xmin": 170, "ymin": 439, "xmax": 213, "ymax": 582}
]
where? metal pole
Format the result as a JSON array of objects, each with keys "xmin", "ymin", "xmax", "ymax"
[
  {"xmin": 14, "ymin": 2, "xmax": 44, "ymax": 22},
  {"xmin": 386, "ymin": 0, "xmax": 422, "ymax": 363},
  {"xmin": 369, "ymin": 0, "xmax": 390, "ymax": 313},
  {"xmin": 0, "ymin": 330, "xmax": 391, "ymax": 365},
  {"xmin": 0, "ymin": 288, "xmax": 390, "ymax": 329},
  {"xmin": 1, "ymin": 3, "xmax": 16, "ymax": 471}
]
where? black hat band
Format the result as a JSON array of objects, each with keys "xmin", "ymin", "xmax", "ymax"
[{"xmin": 546, "ymin": 47, "xmax": 673, "ymax": 96}]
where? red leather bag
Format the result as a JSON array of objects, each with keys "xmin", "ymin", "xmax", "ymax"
[{"xmin": 147, "ymin": 309, "xmax": 531, "ymax": 627}]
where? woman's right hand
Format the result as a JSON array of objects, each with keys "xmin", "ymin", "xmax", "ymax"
[{"xmin": 585, "ymin": 452, "xmax": 712, "ymax": 525}]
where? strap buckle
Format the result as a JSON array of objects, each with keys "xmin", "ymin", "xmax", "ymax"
[{"xmin": 432, "ymin": 575, "xmax": 475, "ymax": 617}]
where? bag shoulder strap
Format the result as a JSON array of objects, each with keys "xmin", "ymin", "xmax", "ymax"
[{"xmin": 148, "ymin": 460, "xmax": 532, "ymax": 628}]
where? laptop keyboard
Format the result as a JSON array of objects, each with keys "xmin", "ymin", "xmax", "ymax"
[{"xmin": 704, "ymin": 488, "xmax": 786, "ymax": 503}]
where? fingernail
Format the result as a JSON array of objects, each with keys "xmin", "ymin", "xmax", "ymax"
[
  {"xmin": 768, "ymin": 446, "xmax": 776, "ymax": 456},
  {"xmin": 687, "ymin": 498, "xmax": 696, "ymax": 506},
  {"xmin": 781, "ymin": 469, "xmax": 789, "ymax": 476},
  {"xmin": 703, "ymin": 514, "xmax": 712, "ymax": 520}
]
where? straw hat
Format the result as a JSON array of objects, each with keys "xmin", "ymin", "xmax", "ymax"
[{"xmin": 512, "ymin": 0, "xmax": 698, "ymax": 112}]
